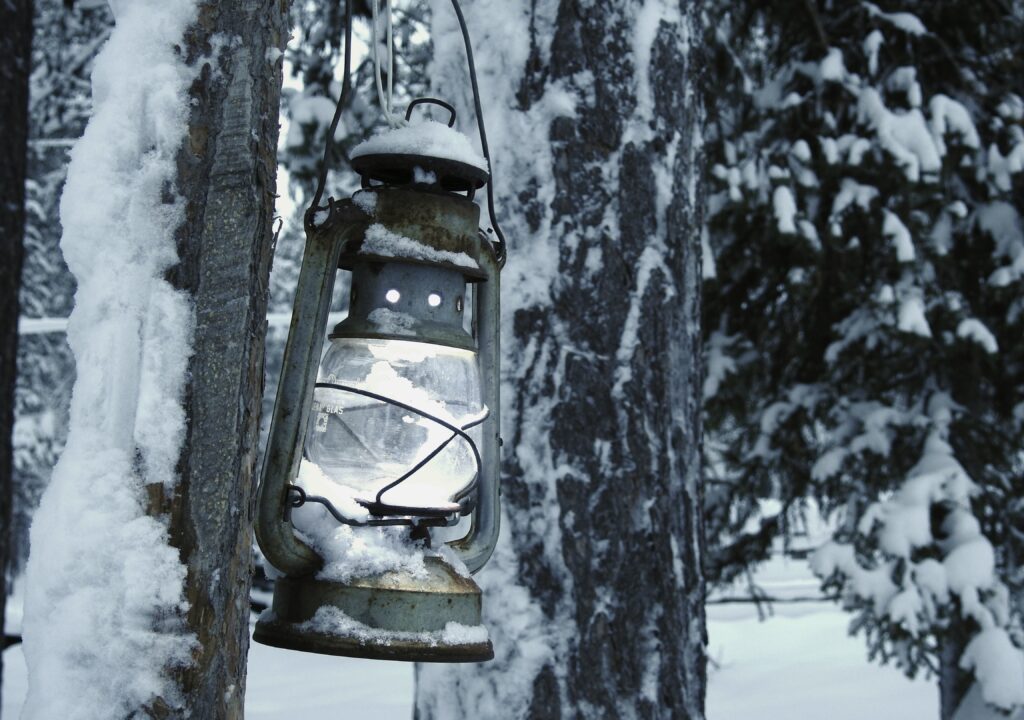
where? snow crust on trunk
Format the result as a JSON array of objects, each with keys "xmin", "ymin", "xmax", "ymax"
[
  {"xmin": 416, "ymin": 4, "xmax": 560, "ymax": 716},
  {"xmin": 20, "ymin": 1, "xmax": 198, "ymax": 717},
  {"xmin": 417, "ymin": 0, "xmax": 703, "ymax": 717}
]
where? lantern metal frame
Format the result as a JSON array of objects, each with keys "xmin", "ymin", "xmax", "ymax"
[
  {"xmin": 253, "ymin": 172, "xmax": 501, "ymax": 662},
  {"xmin": 252, "ymin": 0, "xmax": 504, "ymax": 664},
  {"xmin": 255, "ymin": 178, "xmax": 502, "ymax": 567}
]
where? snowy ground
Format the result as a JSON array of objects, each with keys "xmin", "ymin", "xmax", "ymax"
[{"xmin": 3, "ymin": 556, "xmax": 937, "ymax": 718}]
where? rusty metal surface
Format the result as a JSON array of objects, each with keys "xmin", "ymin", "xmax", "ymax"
[
  {"xmin": 253, "ymin": 556, "xmax": 494, "ymax": 663},
  {"xmin": 351, "ymin": 152, "xmax": 489, "ymax": 192},
  {"xmin": 255, "ymin": 201, "xmax": 368, "ymax": 577},
  {"xmin": 330, "ymin": 261, "xmax": 477, "ymax": 351},
  {"xmin": 253, "ymin": 620, "xmax": 494, "ymax": 663},
  {"xmin": 339, "ymin": 188, "xmax": 486, "ymax": 280},
  {"xmin": 450, "ymin": 241, "xmax": 501, "ymax": 574}
]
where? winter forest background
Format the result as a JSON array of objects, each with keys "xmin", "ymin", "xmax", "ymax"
[{"xmin": 4, "ymin": 0, "xmax": 1024, "ymax": 718}]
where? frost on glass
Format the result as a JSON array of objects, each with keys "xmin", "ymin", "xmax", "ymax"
[{"xmin": 304, "ymin": 337, "xmax": 483, "ymax": 512}]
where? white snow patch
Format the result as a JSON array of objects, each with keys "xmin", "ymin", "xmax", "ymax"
[
  {"xmin": 353, "ymin": 191, "xmax": 379, "ymax": 216},
  {"xmin": 831, "ymin": 178, "xmax": 878, "ymax": 218},
  {"xmin": 887, "ymin": 66, "xmax": 922, "ymax": 108},
  {"xmin": 960, "ymin": 628, "xmax": 1024, "ymax": 710},
  {"xmin": 704, "ymin": 331, "xmax": 737, "ymax": 401},
  {"xmin": 977, "ymin": 202, "xmax": 1024, "ymax": 286},
  {"xmin": 367, "ymin": 307, "xmax": 418, "ymax": 336},
  {"xmin": 930, "ymin": 94, "xmax": 980, "ymax": 153},
  {"xmin": 865, "ymin": 2, "xmax": 927, "ymax": 35},
  {"xmin": 858, "ymin": 88, "xmax": 941, "ymax": 181},
  {"xmin": 283, "ymin": 606, "xmax": 489, "ymax": 647},
  {"xmin": 360, "ymin": 223, "xmax": 479, "ymax": 269},
  {"xmin": 773, "ymin": 186, "xmax": 798, "ymax": 234},
  {"xmin": 612, "ymin": 245, "xmax": 673, "ymax": 401},
  {"xmin": 897, "ymin": 294, "xmax": 932, "ymax": 337},
  {"xmin": 882, "ymin": 209, "xmax": 915, "ymax": 262},
  {"xmin": 291, "ymin": 462, "xmax": 474, "ymax": 585},
  {"xmin": 864, "ymin": 30, "xmax": 883, "ymax": 76},
  {"xmin": 956, "ymin": 319, "xmax": 998, "ymax": 354},
  {"xmin": 351, "ymin": 119, "xmax": 488, "ymax": 173}
]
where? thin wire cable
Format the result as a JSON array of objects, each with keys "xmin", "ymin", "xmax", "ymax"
[
  {"xmin": 387, "ymin": 0, "xmax": 394, "ymax": 114},
  {"xmin": 371, "ymin": 0, "xmax": 401, "ymax": 128},
  {"xmin": 449, "ymin": 0, "xmax": 508, "ymax": 266},
  {"xmin": 307, "ymin": 0, "xmax": 353, "ymax": 222},
  {"xmin": 310, "ymin": 381, "xmax": 488, "ymax": 523}
]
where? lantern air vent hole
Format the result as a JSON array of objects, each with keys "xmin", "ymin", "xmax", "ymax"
[
  {"xmin": 428, "ymin": 292, "xmax": 443, "ymax": 307},
  {"xmin": 456, "ymin": 297, "xmax": 464, "ymax": 313},
  {"xmin": 385, "ymin": 289, "xmax": 401, "ymax": 304}
]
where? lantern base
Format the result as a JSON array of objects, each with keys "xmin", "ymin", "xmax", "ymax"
[{"xmin": 253, "ymin": 555, "xmax": 493, "ymax": 663}]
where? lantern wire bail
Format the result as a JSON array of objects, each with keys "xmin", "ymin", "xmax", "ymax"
[{"xmin": 304, "ymin": 0, "xmax": 508, "ymax": 268}]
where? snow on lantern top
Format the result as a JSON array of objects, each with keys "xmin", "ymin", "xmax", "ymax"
[{"xmin": 351, "ymin": 118, "xmax": 490, "ymax": 193}]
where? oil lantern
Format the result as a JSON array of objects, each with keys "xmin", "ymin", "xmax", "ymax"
[{"xmin": 253, "ymin": 108, "xmax": 502, "ymax": 662}]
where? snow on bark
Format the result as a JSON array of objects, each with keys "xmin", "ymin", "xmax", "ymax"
[
  {"xmin": 416, "ymin": 1, "xmax": 705, "ymax": 718},
  {"xmin": 20, "ymin": 1, "xmax": 198, "ymax": 717}
]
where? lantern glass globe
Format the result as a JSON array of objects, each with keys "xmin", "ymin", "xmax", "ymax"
[{"xmin": 304, "ymin": 337, "xmax": 484, "ymax": 511}]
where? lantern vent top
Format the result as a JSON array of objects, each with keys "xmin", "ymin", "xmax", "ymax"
[{"xmin": 351, "ymin": 117, "xmax": 490, "ymax": 193}]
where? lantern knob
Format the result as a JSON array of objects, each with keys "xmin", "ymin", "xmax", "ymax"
[{"xmin": 350, "ymin": 114, "xmax": 490, "ymax": 193}]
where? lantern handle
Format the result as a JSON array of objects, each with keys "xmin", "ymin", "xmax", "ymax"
[{"xmin": 405, "ymin": 97, "xmax": 457, "ymax": 127}]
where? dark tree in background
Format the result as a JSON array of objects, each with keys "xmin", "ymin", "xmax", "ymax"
[
  {"xmin": 0, "ymin": 0, "xmax": 33, "ymax": 709},
  {"xmin": 703, "ymin": 1, "xmax": 1024, "ymax": 717},
  {"xmin": 417, "ymin": 0, "xmax": 706, "ymax": 717}
]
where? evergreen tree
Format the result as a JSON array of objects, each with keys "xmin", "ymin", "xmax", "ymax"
[{"xmin": 703, "ymin": 1, "xmax": 1024, "ymax": 716}]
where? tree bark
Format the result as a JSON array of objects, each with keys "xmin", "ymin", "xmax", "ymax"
[
  {"xmin": 939, "ymin": 630, "xmax": 971, "ymax": 720},
  {"xmin": 154, "ymin": 1, "xmax": 289, "ymax": 716},
  {"xmin": 0, "ymin": 0, "xmax": 33, "ymax": 712},
  {"xmin": 417, "ymin": 1, "xmax": 706, "ymax": 718}
]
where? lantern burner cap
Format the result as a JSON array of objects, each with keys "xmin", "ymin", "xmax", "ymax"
[
  {"xmin": 352, "ymin": 153, "xmax": 489, "ymax": 193},
  {"xmin": 350, "ymin": 117, "xmax": 490, "ymax": 193}
]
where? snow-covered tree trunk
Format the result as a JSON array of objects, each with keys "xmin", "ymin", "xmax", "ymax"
[
  {"xmin": 416, "ymin": 1, "xmax": 706, "ymax": 717},
  {"xmin": 156, "ymin": 0, "xmax": 289, "ymax": 715},
  {"xmin": 20, "ymin": 1, "xmax": 287, "ymax": 717},
  {"xmin": 0, "ymin": 0, "xmax": 32, "ymax": 707}
]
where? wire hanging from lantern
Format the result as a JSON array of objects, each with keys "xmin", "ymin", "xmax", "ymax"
[
  {"xmin": 304, "ymin": 0, "xmax": 508, "ymax": 268},
  {"xmin": 370, "ymin": 0, "xmax": 402, "ymax": 128},
  {"xmin": 289, "ymin": 0, "xmax": 508, "ymax": 529}
]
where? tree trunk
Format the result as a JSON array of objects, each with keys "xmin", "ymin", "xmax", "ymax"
[
  {"xmin": 155, "ymin": 0, "xmax": 289, "ymax": 715},
  {"xmin": 939, "ymin": 630, "xmax": 972, "ymax": 720},
  {"xmin": 0, "ymin": 0, "xmax": 33, "ymax": 711},
  {"xmin": 416, "ymin": 1, "xmax": 706, "ymax": 718}
]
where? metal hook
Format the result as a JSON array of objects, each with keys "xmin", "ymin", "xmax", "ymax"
[{"xmin": 405, "ymin": 97, "xmax": 458, "ymax": 127}]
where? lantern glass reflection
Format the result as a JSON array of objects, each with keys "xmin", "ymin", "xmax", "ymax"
[{"xmin": 304, "ymin": 337, "xmax": 484, "ymax": 511}]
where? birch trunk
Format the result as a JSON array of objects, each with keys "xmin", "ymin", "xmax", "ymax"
[
  {"xmin": 0, "ymin": 0, "xmax": 32, "ymax": 711},
  {"xmin": 416, "ymin": 1, "xmax": 706, "ymax": 717},
  {"xmin": 153, "ymin": 0, "xmax": 288, "ymax": 715}
]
